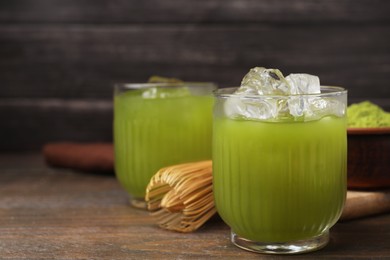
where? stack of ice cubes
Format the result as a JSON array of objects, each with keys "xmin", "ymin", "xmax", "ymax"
[{"xmin": 224, "ymin": 67, "xmax": 345, "ymax": 121}]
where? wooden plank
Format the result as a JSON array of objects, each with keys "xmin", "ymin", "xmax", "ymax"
[
  {"xmin": 0, "ymin": 99, "xmax": 113, "ymax": 152},
  {"xmin": 1, "ymin": 25, "xmax": 389, "ymax": 99},
  {"xmin": 342, "ymin": 191, "xmax": 390, "ymax": 220},
  {"xmin": 0, "ymin": 0, "xmax": 389, "ymax": 24},
  {"xmin": 0, "ymin": 154, "xmax": 390, "ymax": 259}
]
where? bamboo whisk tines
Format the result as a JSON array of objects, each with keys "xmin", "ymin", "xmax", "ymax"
[{"xmin": 145, "ymin": 160, "xmax": 216, "ymax": 232}]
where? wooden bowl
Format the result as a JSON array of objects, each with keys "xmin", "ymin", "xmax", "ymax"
[{"xmin": 347, "ymin": 127, "xmax": 390, "ymax": 189}]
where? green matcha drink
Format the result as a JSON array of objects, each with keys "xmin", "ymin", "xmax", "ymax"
[
  {"xmin": 212, "ymin": 67, "xmax": 347, "ymax": 254},
  {"xmin": 114, "ymin": 83, "xmax": 215, "ymax": 208},
  {"xmin": 213, "ymin": 116, "xmax": 347, "ymax": 242}
]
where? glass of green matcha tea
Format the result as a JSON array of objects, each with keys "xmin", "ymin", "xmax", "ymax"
[
  {"xmin": 213, "ymin": 67, "xmax": 347, "ymax": 254},
  {"xmin": 114, "ymin": 81, "xmax": 216, "ymax": 209}
]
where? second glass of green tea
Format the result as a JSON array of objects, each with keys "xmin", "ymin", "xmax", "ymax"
[
  {"xmin": 114, "ymin": 82, "xmax": 216, "ymax": 208},
  {"xmin": 213, "ymin": 67, "xmax": 347, "ymax": 254}
]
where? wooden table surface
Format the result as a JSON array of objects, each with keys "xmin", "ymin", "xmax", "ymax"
[{"xmin": 1, "ymin": 154, "xmax": 389, "ymax": 259}]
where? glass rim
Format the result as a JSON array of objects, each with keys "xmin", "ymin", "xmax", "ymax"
[
  {"xmin": 214, "ymin": 86, "xmax": 347, "ymax": 99},
  {"xmin": 115, "ymin": 82, "xmax": 217, "ymax": 90}
]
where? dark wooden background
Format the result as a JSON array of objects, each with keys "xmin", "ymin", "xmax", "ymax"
[{"xmin": 1, "ymin": 0, "xmax": 390, "ymax": 151}]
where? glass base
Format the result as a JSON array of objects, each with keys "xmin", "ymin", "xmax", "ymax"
[
  {"xmin": 231, "ymin": 230, "xmax": 329, "ymax": 254},
  {"xmin": 129, "ymin": 197, "xmax": 147, "ymax": 210}
]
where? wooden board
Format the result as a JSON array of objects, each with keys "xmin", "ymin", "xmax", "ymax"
[
  {"xmin": 0, "ymin": 25, "xmax": 389, "ymax": 98},
  {"xmin": 0, "ymin": 153, "xmax": 390, "ymax": 259},
  {"xmin": 0, "ymin": 99, "xmax": 113, "ymax": 151},
  {"xmin": 1, "ymin": 0, "xmax": 390, "ymax": 23},
  {"xmin": 341, "ymin": 190, "xmax": 390, "ymax": 220},
  {"xmin": 0, "ymin": 0, "xmax": 390, "ymax": 151}
]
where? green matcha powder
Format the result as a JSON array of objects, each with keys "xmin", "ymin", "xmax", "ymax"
[{"xmin": 347, "ymin": 101, "xmax": 390, "ymax": 128}]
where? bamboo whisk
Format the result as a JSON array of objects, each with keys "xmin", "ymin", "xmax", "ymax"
[{"xmin": 145, "ymin": 160, "xmax": 216, "ymax": 232}]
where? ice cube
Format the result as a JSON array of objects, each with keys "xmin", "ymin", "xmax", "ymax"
[
  {"xmin": 288, "ymin": 96, "xmax": 307, "ymax": 117},
  {"xmin": 224, "ymin": 96, "xmax": 278, "ymax": 120},
  {"xmin": 224, "ymin": 67, "xmax": 334, "ymax": 121},
  {"xmin": 224, "ymin": 67, "xmax": 288, "ymax": 120},
  {"xmin": 286, "ymin": 74, "xmax": 321, "ymax": 118},
  {"xmin": 238, "ymin": 67, "xmax": 291, "ymax": 96},
  {"xmin": 288, "ymin": 97, "xmax": 346, "ymax": 121},
  {"xmin": 285, "ymin": 74, "xmax": 321, "ymax": 95},
  {"xmin": 307, "ymin": 97, "xmax": 346, "ymax": 119}
]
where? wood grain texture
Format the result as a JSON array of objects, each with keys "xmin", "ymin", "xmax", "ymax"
[
  {"xmin": 0, "ymin": 154, "xmax": 390, "ymax": 259},
  {"xmin": 0, "ymin": 0, "xmax": 390, "ymax": 24},
  {"xmin": 342, "ymin": 191, "xmax": 390, "ymax": 220},
  {"xmin": 1, "ymin": 25, "xmax": 389, "ymax": 99},
  {"xmin": 348, "ymin": 133, "xmax": 390, "ymax": 189},
  {"xmin": 1, "ymin": 0, "xmax": 390, "ymax": 151},
  {"xmin": 0, "ymin": 99, "xmax": 113, "ymax": 151}
]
